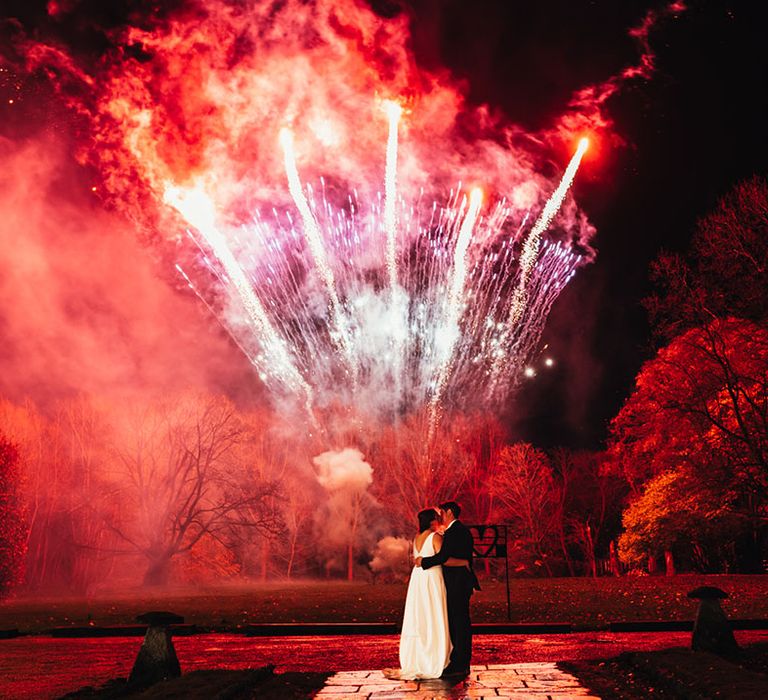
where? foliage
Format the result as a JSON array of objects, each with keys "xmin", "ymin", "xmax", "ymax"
[
  {"xmin": 0, "ymin": 435, "xmax": 26, "ymax": 597},
  {"xmin": 618, "ymin": 468, "xmax": 741, "ymax": 570},
  {"xmin": 0, "ymin": 392, "xmax": 626, "ymax": 585},
  {"xmin": 552, "ymin": 449, "xmax": 626, "ymax": 576},
  {"xmin": 177, "ymin": 532, "xmax": 242, "ymax": 583},
  {"xmin": 489, "ymin": 443, "xmax": 559, "ymax": 575},
  {"xmin": 370, "ymin": 411, "xmax": 499, "ymax": 532}
]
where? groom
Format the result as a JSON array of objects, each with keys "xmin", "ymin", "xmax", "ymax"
[{"xmin": 415, "ymin": 500, "xmax": 479, "ymax": 677}]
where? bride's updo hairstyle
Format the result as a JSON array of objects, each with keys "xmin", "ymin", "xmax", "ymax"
[{"xmin": 417, "ymin": 508, "xmax": 439, "ymax": 533}]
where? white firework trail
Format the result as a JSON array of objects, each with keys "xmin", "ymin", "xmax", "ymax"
[
  {"xmin": 427, "ymin": 187, "xmax": 483, "ymax": 437},
  {"xmin": 383, "ymin": 99, "xmax": 402, "ymax": 291},
  {"xmin": 163, "ymin": 184, "xmax": 316, "ymax": 417},
  {"xmin": 488, "ymin": 137, "xmax": 589, "ymax": 394},
  {"xmin": 280, "ymin": 127, "xmax": 358, "ymax": 381},
  {"xmin": 167, "ymin": 110, "xmax": 589, "ymax": 436},
  {"xmin": 382, "ymin": 100, "xmax": 406, "ymax": 410}
]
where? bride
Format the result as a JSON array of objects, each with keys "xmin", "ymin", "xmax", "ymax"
[{"xmin": 398, "ymin": 508, "xmax": 470, "ymax": 679}]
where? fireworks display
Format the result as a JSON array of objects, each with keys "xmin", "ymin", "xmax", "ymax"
[
  {"xmin": 164, "ymin": 107, "xmax": 588, "ymax": 434},
  {"xmin": 5, "ymin": 0, "xmax": 682, "ymax": 434}
]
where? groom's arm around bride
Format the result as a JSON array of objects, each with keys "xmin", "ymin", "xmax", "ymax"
[{"xmin": 416, "ymin": 507, "xmax": 480, "ymax": 591}]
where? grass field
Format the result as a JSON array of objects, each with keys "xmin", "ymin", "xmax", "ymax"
[{"xmin": 1, "ymin": 575, "xmax": 767, "ymax": 633}]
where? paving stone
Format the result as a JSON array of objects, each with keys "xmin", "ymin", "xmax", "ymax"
[
  {"xmin": 461, "ymin": 688, "xmax": 498, "ymax": 697},
  {"xmin": 416, "ymin": 680, "xmax": 449, "ymax": 689},
  {"xmin": 317, "ymin": 686, "xmax": 361, "ymax": 694},
  {"xmin": 503, "ymin": 688, "xmax": 552, "ymax": 694},
  {"xmin": 471, "ymin": 680, "xmax": 505, "ymax": 688},
  {"xmin": 359, "ymin": 683, "xmax": 418, "ymax": 693},
  {"xmin": 333, "ymin": 671, "xmax": 377, "ymax": 679},
  {"xmin": 477, "ymin": 675, "xmax": 527, "ymax": 686},
  {"xmin": 523, "ymin": 681, "xmax": 584, "ymax": 689},
  {"xmin": 495, "ymin": 696, "xmax": 557, "ymax": 700}
]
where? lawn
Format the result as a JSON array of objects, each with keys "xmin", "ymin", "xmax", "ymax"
[{"xmin": 1, "ymin": 575, "xmax": 767, "ymax": 633}]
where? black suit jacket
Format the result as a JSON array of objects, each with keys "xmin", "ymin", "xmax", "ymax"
[{"xmin": 421, "ymin": 520, "xmax": 480, "ymax": 591}]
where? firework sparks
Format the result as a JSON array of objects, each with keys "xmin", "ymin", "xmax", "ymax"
[
  {"xmin": 16, "ymin": 0, "xmax": 606, "ymax": 434},
  {"xmin": 428, "ymin": 187, "xmax": 483, "ymax": 436},
  {"xmin": 488, "ymin": 137, "xmax": 589, "ymax": 396},
  {"xmin": 163, "ymin": 118, "xmax": 586, "ymax": 432}
]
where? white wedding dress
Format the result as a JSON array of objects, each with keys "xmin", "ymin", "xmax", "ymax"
[{"xmin": 398, "ymin": 531, "xmax": 452, "ymax": 679}]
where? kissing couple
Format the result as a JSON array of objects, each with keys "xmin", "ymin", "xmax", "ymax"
[{"xmin": 398, "ymin": 501, "xmax": 481, "ymax": 680}]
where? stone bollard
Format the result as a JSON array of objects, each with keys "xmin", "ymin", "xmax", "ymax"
[
  {"xmin": 128, "ymin": 611, "xmax": 185, "ymax": 687},
  {"xmin": 687, "ymin": 586, "xmax": 739, "ymax": 656}
]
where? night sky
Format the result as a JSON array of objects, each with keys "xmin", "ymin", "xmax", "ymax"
[
  {"xmin": 413, "ymin": 0, "xmax": 768, "ymax": 447},
  {"xmin": 1, "ymin": 0, "xmax": 766, "ymax": 448}
]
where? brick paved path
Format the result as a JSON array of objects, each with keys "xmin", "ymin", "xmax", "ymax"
[{"xmin": 317, "ymin": 662, "xmax": 600, "ymax": 699}]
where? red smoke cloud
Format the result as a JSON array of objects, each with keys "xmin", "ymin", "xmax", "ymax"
[{"xmin": 0, "ymin": 136, "xmax": 248, "ymax": 403}]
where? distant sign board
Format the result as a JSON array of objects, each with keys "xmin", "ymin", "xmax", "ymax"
[{"xmin": 467, "ymin": 524, "xmax": 508, "ymax": 559}]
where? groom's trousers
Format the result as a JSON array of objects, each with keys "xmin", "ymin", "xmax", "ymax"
[{"xmin": 444, "ymin": 569, "xmax": 473, "ymax": 671}]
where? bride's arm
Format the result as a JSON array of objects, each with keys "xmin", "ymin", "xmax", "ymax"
[{"xmin": 433, "ymin": 534, "xmax": 470, "ymax": 569}]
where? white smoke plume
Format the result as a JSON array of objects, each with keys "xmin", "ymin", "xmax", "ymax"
[
  {"xmin": 314, "ymin": 447, "xmax": 373, "ymax": 492},
  {"xmin": 369, "ymin": 535, "xmax": 411, "ymax": 581}
]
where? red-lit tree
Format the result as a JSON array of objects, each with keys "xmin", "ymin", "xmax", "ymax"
[
  {"xmin": 489, "ymin": 443, "xmax": 559, "ymax": 575},
  {"xmin": 0, "ymin": 435, "xmax": 26, "ymax": 597},
  {"xmin": 551, "ymin": 449, "xmax": 626, "ymax": 577},
  {"xmin": 0, "ymin": 397, "xmax": 117, "ymax": 592},
  {"xmin": 370, "ymin": 411, "xmax": 480, "ymax": 532},
  {"xmin": 609, "ymin": 319, "xmax": 768, "ymax": 572},
  {"xmin": 611, "ymin": 177, "xmax": 768, "ymax": 573},
  {"xmin": 618, "ymin": 467, "xmax": 741, "ymax": 573}
]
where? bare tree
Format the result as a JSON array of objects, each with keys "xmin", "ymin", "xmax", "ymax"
[
  {"xmin": 552, "ymin": 449, "xmax": 626, "ymax": 577},
  {"xmin": 281, "ymin": 478, "xmax": 315, "ymax": 579},
  {"xmin": 0, "ymin": 399, "xmax": 79, "ymax": 590},
  {"xmin": 489, "ymin": 443, "xmax": 558, "ymax": 575},
  {"xmin": 224, "ymin": 410, "xmax": 293, "ymax": 580},
  {"xmin": 106, "ymin": 392, "xmax": 280, "ymax": 585},
  {"xmin": 371, "ymin": 411, "xmax": 480, "ymax": 531}
]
